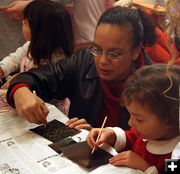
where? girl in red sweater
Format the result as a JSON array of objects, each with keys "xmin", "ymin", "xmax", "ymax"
[{"xmin": 87, "ymin": 64, "xmax": 180, "ymax": 174}]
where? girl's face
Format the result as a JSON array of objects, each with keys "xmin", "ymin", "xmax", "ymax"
[
  {"xmin": 126, "ymin": 100, "xmax": 175, "ymax": 140},
  {"xmin": 22, "ymin": 19, "xmax": 31, "ymax": 41},
  {"xmin": 93, "ymin": 23, "xmax": 140, "ymax": 82}
]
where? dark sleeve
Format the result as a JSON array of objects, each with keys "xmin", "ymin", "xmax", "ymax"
[{"xmin": 7, "ymin": 49, "xmax": 92, "ymax": 104}]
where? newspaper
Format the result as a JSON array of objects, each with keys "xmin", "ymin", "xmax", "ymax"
[
  {"xmin": 0, "ymin": 89, "xmax": 141, "ymax": 174},
  {"xmin": 0, "ymin": 89, "xmax": 85, "ymax": 174}
]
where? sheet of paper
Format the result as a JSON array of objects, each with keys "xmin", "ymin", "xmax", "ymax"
[
  {"xmin": 0, "ymin": 91, "xmax": 88, "ymax": 174},
  {"xmin": 89, "ymin": 164, "xmax": 142, "ymax": 174},
  {"xmin": 0, "ymin": 89, "xmax": 143, "ymax": 174}
]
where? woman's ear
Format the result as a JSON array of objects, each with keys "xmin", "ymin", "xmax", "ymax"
[{"xmin": 132, "ymin": 46, "xmax": 142, "ymax": 60}]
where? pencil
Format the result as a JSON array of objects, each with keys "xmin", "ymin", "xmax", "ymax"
[
  {"xmin": 91, "ymin": 116, "xmax": 107, "ymax": 154},
  {"xmin": 33, "ymin": 90, "xmax": 47, "ymax": 128}
]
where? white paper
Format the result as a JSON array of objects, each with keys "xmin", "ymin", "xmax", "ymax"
[
  {"xmin": 89, "ymin": 164, "xmax": 142, "ymax": 174},
  {"xmin": 0, "ymin": 89, "xmax": 143, "ymax": 174},
  {"xmin": 0, "ymin": 89, "xmax": 83, "ymax": 174}
]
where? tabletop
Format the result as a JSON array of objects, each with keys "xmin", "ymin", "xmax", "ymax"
[{"xmin": 0, "ymin": 89, "xmax": 141, "ymax": 174}]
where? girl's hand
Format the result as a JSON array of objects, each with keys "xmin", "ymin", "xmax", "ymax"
[
  {"xmin": 65, "ymin": 117, "xmax": 92, "ymax": 130},
  {"xmin": 1, "ymin": 75, "xmax": 16, "ymax": 89},
  {"xmin": 0, "ymin": 66, "xmax": 4, "ymax": 78},
  {"xmin": 0, "ymin": 80, "xmax": 10, "ymax": 89},
  {"xmin": 86, "ymin": 128, "xmax": 116, "ymax": 150},
  {"xmin": 109, "ymin": 150, "xmax": 150, "ymax": 172},
  {"xmin": 14, "ymin": 87, "xmax": 49, "ymax": 124}
]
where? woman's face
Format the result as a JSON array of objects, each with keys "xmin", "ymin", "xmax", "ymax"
[
  {"xmin": 93, "ymin": 23, "xmax": 139, "ymax": 82},
  {"xmin": 22, "ymin": 19, "xmax": 31, "ymax": 41}
]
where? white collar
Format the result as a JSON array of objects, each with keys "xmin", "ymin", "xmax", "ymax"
[{"xmin": 145, "ymin": 135, "xmax": 180, "ymax": 155}]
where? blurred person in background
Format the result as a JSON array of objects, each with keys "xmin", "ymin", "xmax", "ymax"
[{"xmin": 1, "ymin": 0, "xmax": 115, "ymax": 49}]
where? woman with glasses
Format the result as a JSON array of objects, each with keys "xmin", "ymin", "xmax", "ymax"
[{"xmin": 6, "ymin": 6, "xmax": 156, "ymax": 130}]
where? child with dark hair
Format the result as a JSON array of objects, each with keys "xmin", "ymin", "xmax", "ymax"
[
  {"xmin": 0, "ymin": 0, "xmax": 74, "ymax": 87},
  {"xmin": 87, "ymin": 64, "xmax": 180, "ymax": 173},
  {"xmin": 0, "ymin": 0, "xmax": 74, "ymax": 115}
]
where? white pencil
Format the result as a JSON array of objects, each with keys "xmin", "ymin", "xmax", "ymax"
[
  {"xmin": 33, "ymin": 90, "xmax": 47, "ymax": 128},
  {"xmin": 91, "ymin": 116, "xmax": 107, "ymax": 154}
]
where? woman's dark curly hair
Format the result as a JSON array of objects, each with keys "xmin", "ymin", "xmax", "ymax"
[{"xmin": 97, "ymin": 6, "xmax": 157, "ymax": 49}]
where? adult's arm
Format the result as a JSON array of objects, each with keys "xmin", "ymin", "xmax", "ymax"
[
  {"xmin": 6, "ymin": 54, "xmax": 76, "ymax": 124},
  {"xmin": 6, "ymin": 49, "xmax": 92, "ymax": 123},
  {"xmin": 0, "ymin": 0, "xmax": 73, "ymax": 20},
  {"xmin": 7, "ymin": 49, "xmax": 92, "ymax": 104},
  {"xmin": 7, "ymin": 53, "xmax": 79, "ymax": 104}
]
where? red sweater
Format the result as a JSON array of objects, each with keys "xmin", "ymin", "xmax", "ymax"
[{"xmin": 124, "ymin": 129, "xmax": 176, "ymax": 174}]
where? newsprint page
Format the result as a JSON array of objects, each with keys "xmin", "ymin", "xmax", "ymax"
[{"xmin": 0, "ymin": 89, "xmax": 141, "ymax": 174}]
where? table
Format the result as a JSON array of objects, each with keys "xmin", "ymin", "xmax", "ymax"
[{"xmin": 0, "ymin": 90, "xmax": 141, "ymax": 174}]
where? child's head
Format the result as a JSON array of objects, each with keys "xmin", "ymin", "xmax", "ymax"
[
  {"xmin": 23, "ymin": 0, "xmax": 74, "ymax": 65},
  {"xmin": 121, "ymin": 64, "xmax": 180, "ymax": 140}
]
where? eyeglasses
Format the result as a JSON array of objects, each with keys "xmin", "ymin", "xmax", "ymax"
[{"xmin": 89, "ymin": 45, "xmax": 131, "ymax": 61}]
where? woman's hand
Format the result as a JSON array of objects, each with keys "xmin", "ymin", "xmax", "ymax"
[
  {"xmin": 14, "ymin": 87, "xmax": 49, "ymax": 124},
  {"xmin": 65, "ymin": 117, "xmax": 92, "ymax": 130},
  {"xmin": 109, "ymin": 150, "xmax": 150, "ymax": 172},
  {"xmin": 86, "ymin": 128, "xmax": 116, "ymax": 150}
]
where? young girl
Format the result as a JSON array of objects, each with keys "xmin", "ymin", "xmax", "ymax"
[
  {"xmin": 0, "ymin": 0, "xmax": 74, "ymax": 84},
  {"xmin": 87, "ymin": 64, "xmax": 180, "ymax": 174},
  {"xmin": 0, "ymin": 0, "xmax": 74, "ymax": 115}
]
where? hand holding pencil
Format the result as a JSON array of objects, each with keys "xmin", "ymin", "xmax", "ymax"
[
  {"xmin": 86, "ymin": 116, "xmax": 108, "ymax": 154},
  {"xmin": 91, "ymin": 116, "xmax": 107, "ymax": 154},
  {"xmin": 86, "ymin": 118, "xmax": 117, "ymax": 154},
  {"xmin": 13, "ymin": 87, "xmax": 49, "ymax": 124},
  {"xmin": 33, "ymin": 91, "xmax": 48, "ymax": 127}
]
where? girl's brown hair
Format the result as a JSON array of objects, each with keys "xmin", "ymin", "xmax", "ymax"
[{"xmin": 121, "ymin": 64, "xmax": 180, "ymax": 133}]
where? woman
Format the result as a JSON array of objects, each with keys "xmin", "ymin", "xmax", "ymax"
[{"xmin": 6, "ymin": 6, "xmax": 156, "ymax": 130}]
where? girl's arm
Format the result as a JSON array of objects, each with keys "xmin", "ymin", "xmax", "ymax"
[
  {"xmin": 0, "ymin": 41, "xmax": 29, "ymax": 77},
  {"xmin": 110, "ymin": 127, "xmax": 139, "ymax": 152}
]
